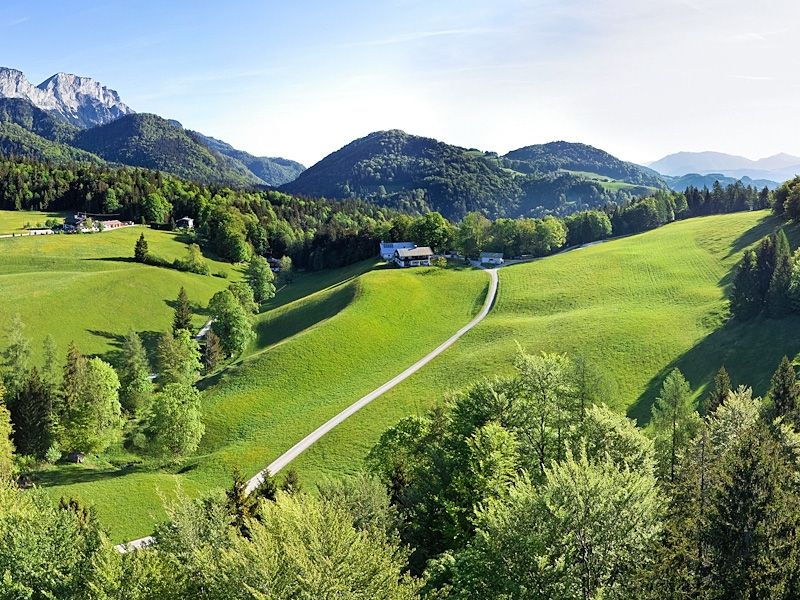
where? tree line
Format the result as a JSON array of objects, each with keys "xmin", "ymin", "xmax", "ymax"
[{"xmin": 4, "ymin": 349, "xmax": 800, "ymax": 597}]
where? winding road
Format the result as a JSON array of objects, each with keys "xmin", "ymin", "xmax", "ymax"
[{"xmin": 116, "ymin": 267, "xmax": 499, "ymax": 552}]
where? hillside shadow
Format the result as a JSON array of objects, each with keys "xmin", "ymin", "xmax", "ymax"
[
  {"xmin": 164, "ymin": 297, "xmax": 211, "ymax": 317},
  {"xmin": 724, "ymin": 214, "xmax": 784, "ymax": 259},
  {"xmin": 87, "ymin": 329, "xmax": 163, "ymax": 367},
  {"xmin": 627, "ymin": 313, "xmax": 800, "ymax": 425},
  {"xmin": 33, "ymin": 462, "xmax": 146, "ymax": 488}
]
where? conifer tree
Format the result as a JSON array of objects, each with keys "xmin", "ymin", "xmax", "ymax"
[
  {"xmin": 768, "ymin": 356, "xmax": 800, "ymax": 426},
  {"xmin": 203, "ymin": 329, "xmax": 223, "ymax": 372},
  {"xmin": 10, "ymin": 368, "xmax": 53, "ymax": 458},
  {"xmin": 2, "ymin": 313, "xmax": 31, "ymax": 397},
  {"xmin": 172, "ymin": 287, "xmax": 193, "ymax": 334},
  {"xmin": 41, "ymin": 335, "xmax": 58, "ymax": 387},
  {"xmin": 58, "ymin": 342, "xmax": 86, "ymax": 423},
  {"xmin": 281, "ymin": 467, "xmax": 302, "ymax": 494},
  {"xmin": 0, "ymin": 383, "xmax": 14, "ymax": 479},
  {"xmin": 754, "ymin": 234, "xmax": 777, "ymax": 302},
  {"xmin": 730, "ymin": 250, "xmax": 760, "ymax": 319},
  {"xmin": 705, "ymin": 366, "xmax": 731, "ymax": 414},
  {"xmin": 227, "ymin": 468, "xmax": 257, "ymax": 537},
  {"xmin": 767, "ymin": 229, "xmax": 792, "ymax": 317},
  {"xmin": 651, "ymin": 369, "xmax": 700, "ymax": 482},
  {"xmin": 119, "ymin": 330, "xmax": 153, "ymax": 413},
  {"xmin": 134, "ymin": 233, "xmax": 149, "ymax": 263}
]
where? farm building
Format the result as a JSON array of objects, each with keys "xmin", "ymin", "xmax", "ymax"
[
  {"xmin": 395, "ymin": 246, "xmax": 433, "ymax": 268},
  {"xmin": 100, "ymin": 220, "xmax": 125, "ymax": 229},
  {"xmin": 27, "ymin": 228, "xmax": 54, "ymax": 236},
  {"xmin": 480, "ymin": 251, "xmax": 505, "ymax": 265},
  {"xmin": 176, "ymin": 216, "xmax": 194, "ymax": 229},
  {"xmin": 380, "ymin": 241, "xmax": 416, "ymax": 261}
]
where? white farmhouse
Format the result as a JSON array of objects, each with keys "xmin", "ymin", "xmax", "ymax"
[
  {"xmin": 380, "ymin": 241, "xmax": 416, "ymax": 261},
  {"xmin": 480, "ymin": 251, "xmax": 505, "ymax": 265},
  {"xmin": 395, "ymin": 246, "xmax": 434, "ymax": 268}
]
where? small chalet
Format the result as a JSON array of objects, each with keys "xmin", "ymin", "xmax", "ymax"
[
  {"xmin": 27, "ymin": 228, "xmax": 54, "ymax": 236},
  {"xmin": 380, "ymin": 241, "xmax": 416, "ymax": 261},
  {"xmin": 100, "ymin": 220, "xmax": 125, "ymax": 229},
  {"xmin": 480, "ymin": 251, "xmax": 505, "ymax": 265},
  {"xmin": 395, "ymin": 246, "xmax": 434, "ymax": 268},
  {"xmin": 176, "ymin": 216, "xmax": 194, "ymax": 229}
]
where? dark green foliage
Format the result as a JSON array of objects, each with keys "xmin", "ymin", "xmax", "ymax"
[
  {"xmin": 203, "ymin": 329, "xmax": 223, "ymax": 372},
  {"xmin": 172, "ymin": 287, "xmax": 193, "ymax": 334},
  {"xmin": 134, "ymin": 233, "xmax": 149, "ymax": 263},
  {"xmin": 227, "ymin": 468, "xmax": 257, "ymax": 537},
  {"xmin": 768, "ymin": 230, "xmax": 792, "ymax": 317},
  {"xmin": 731, "ymin": 249, "xmax": 761, "ymax": 319},
  {"xmin": 280, "ymin": 467, "xmax": 302, "ymax": 495},
  {"xmin": 705, "ymin": 365, "xmax": 731, "ymax": 414},
  {"xmin": 732, "ymin": 230, "xmax": 795, "ymax": 320},
  {"xmin": 9, "ymin": 367, "xmax": 54, "ymax": 458},
  {"xmin": 564, "ymin": 209, "xmax": 613, "ymax": 245},
  {"xmin": 768, "ymin": 356, "xmax": 800, "ymax": 425}
]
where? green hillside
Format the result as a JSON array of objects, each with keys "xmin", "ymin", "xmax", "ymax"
[
  {"xmin": 281, "ymin": 129, "xmax": 666, "ymax": 219},
  {"xmin": 32, "ymin": 260, "xmax": 489, "ymax": 541},
  {"xmin": 0, "ymin": 223, "xmax": 239, "ymax": 362},
  {"xmin": 291, "ymin": 210, "xmax": 800, "ymax": 483},
  {"xmin": 72, "ymin": 114, "xmax": 262, "ymax": 187}
]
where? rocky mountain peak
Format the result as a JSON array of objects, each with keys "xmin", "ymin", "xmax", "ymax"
[{"xmin": 0, "ymin": 67, "xmax": 133, "ymax": 128}]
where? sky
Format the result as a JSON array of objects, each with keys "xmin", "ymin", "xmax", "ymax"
[{"xmin": 1, "ymin": 0, "xmax": 799, "ymax": 166}]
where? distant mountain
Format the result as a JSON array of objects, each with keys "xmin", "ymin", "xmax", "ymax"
[
  {"xmin": 0, "ymin": 67, "xmax": 133, "ymax": 128},
  {"xmin": 504, "ymin": 141, "xmax": 665, "ymax": 188},
  {"xmin": 650, "ymin": 150, "xmax": 800, "ymax": 183},
  {"xmin": 282, "ymin": 130, "xmax": 665, "ymax": 219},
  {"xmin": 72, "ymin": 113, "xmax": 263, "ymax": 186},
  {"xmin": 189, "ymin": 131, "xmax": 305, "ymax": 186},
  {"xmin": 663, "ymin": 172, "xmax": 780, "ymax": 192}
]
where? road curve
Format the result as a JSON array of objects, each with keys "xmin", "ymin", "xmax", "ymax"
[{"xmin": 116, "ymin": 267, "xmax": 499, "ymax": 553}]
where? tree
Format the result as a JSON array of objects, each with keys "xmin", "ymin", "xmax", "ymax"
[
  {"xmin": 449, "ymin": 450, "xmax": 662, "ymax": 599},
  {"xmin": 41, "ymin": 334, "xmax": 58, "ymax": 387},
  {"xmin": 651, "ymin": 369, "xmax": 700, "ymax": 481},
  {"xmin": 245, "ymin": 255, "xmax": 276, "ymax": 304},
  {"xmin": 134, "ymin": 233, "xmax": 149, "ymax": 263},
  {"xmin": 145, "ymin": 383, "xmax": 204, "ymax": 460},
  {"xmin": 767, "ymin": 229, "xmax": 792, "ymax": 317},
  {"xmin": 457, "ymin": 212, "xmax": 491, "ymax": 258},
  {"xmin": 172, "ymin": 287, "xmax": 193, "ymax": 334},
  {"xmin": 278, "ymin": 255, "xmax": 294, "ymax": 284},
  {"xmin": 409, "ymin": 211, "xmax": 452, "ymax": 251},
  {"xmin": 2, "ymin": 313, "xmax": 31, "ymax": 397},
  {"xmin": 281, "ymin": 467, "xmax": 302, "ymax": 494},
  {"xmin": 227, "ymin": 468, "xmax": 257, "ymax": 537},
  {"xmin": 156, "ymin": 330, "xmax": 202, "ymax": 387},
  {"xmin": 58, "ymin": 358, "xmax": 122, "ymax": 454},
  {"xmin": 209, "ymin": 289, "xmax": 255, "ymax": 357},
  {"xmin": 119, "ymin": 330, "xmax": 153, "ymax": 413},
  {"xmin": 0, "ymin": 383, "xmax": 14, "ymax": 479},
  {"xmin": 174, "ymin": 244, "xmax": 210, "ymax": 275},
  {"xmin": 10, "ymin": 368, "xmax": 53, "ymax": 458},
  {"xmin": 767, "ymin": 356, "xmax": 800, "ymax": 426},
  {"xmin": 704, "ymin": 365, "xmax": 731, "ymax": 414},
  {"xmin": 730, "ymin": 249, "xmax": 760, "ymax": 319},
  {"xmin": 142, "ymin": 192, "xmax": 170, "ymax": 223},
  {"xmin": 203, "ymin": 329, "xmax": 223, "ymax": 372}
]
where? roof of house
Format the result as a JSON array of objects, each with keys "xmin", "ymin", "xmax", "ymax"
[
  {"xmin": 102, "ymin": 220, "xmax": 124, "ymax": 226},
  {"xmin": 396, "ymin": 246, "xmax": 433, "ymax": 259},
  {"xmin": 480, "ymin": 251, "xmax": 504, "ymax": 259},
  {"xmin": 380, "ymin": 241, "xmax": 415, "ymax": 250},
  {"xmin": 177, "ymin": 216, "xmax": 193, "ymax": 221}
]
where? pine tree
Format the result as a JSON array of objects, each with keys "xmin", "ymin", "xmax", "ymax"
[
  {"xmin": 754, "ymin": 234, "xmax": 777, "ymax": 303},
  {"xmin": 119, "ymin": 330, "xmax": 153, "ymax": 413},
  {"xmin": 172, "ymin": 287, "xmax": 193, "ymax": 334},
  {"xmin": 705, "ymin": 366, "xmax": 731, "ymax": 414},
  {"xmin": 203, "ymin": 329, "xmax": 223, "ymax": 372},
  {"xmin": 0, "ymin": 383, "xmax": 14, "ymax": 479},
  {"xmin": 41, "ymin": 335, "xmax": 58, "ymax": 387},
  {"xmin": 9, "ymin": 368, "xmax": 53, "ymax": 458},
  {"xmin": 2, "ymin": 313, "xmax": 31, "ymax": 397},
  {"xmin": 226, "ymin": 468, "xmax": 256, "ymax": 537},
  {"xmin": 651, "ymin": 369, "xmax": 700, "ymax": 482},
  {"xmin": 134, "ymin": 233, "xmax": 149, "ymax": 263},
  {"xmin": 768, "ymin": 356, "xmax": 800, "ymax": 426},
  {"xmin": 730, "ymin": 250, "xmax": 760, "ymax": 319},
  {"xmin": 767, "ymin": 229, "xmax": 792, "ymax": 317},
  {"xmin": 281, "ymin": 467, "xmax": 302, "ymax": 494},
  {"xmin": 252, "ymin": 470, "xmax": 278, "ymax": 503},
  {"xmin": 58, "ymin": 342, "xmax": 86, "ymax": 423}
]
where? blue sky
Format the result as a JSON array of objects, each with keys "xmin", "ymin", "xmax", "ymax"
[{"xmin": 2, "ymin": 0, "xmax": 799, "ymax": 165}]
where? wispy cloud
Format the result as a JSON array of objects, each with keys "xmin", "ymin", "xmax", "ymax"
[
  {"xmin": 345, "ymin": 27, "xmax": 498, "ymax": 48},
  {"xmin": 2, "ymin": 17, "xmax": 29, "ymax": 28}
]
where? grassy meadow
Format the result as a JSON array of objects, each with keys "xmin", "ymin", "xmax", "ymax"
[
  {"xmin": 0, "ymin": 223, "xmax": 239, "ymax": 363},
  {"xmin": 291, "ymin": 211, "xmax": 800, "ymax": 484},
  {"xmin": 0, "ymin": 209, "xmax": 66, "ymax": 234},
  {"xmin": 33, "ymin": 261, "xmax": 489, "ymax": 541}
]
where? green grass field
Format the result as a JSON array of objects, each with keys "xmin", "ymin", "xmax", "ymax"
[
  {"xmin": 0, "ymin": 223, "xmax": 239, "ymax": 363},
  {"xmin": 33, "ymin": 261, "xmax": 489, "ymax": 541},
  {"xmin": 0, "ymin": 210, "xmax": 66, "ymax": 234},
  {"xmin": 290, "ymin": 211, "xmax": 800, "ymax": 485}
]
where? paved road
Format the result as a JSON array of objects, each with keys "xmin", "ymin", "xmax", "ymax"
[{"xmin": 116, "ymin": 268, "xmax": 499, "ymax": 552}]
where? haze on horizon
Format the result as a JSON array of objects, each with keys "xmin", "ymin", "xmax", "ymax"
[{"xmin": 1, "ymin": 0, "xmax": 798, "ymax": 167}]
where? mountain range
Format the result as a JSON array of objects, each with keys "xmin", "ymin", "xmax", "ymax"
[
  {"xmin": 649, "ymin": 151, "xmax": 800, "ymax": 185},
  {"xmin": 281, "ymin": 130, "xmax": 666, "ymax": 219},
  {"xmin": 0, "ymin": 67, "xmax": 305, "ymax": 186}
]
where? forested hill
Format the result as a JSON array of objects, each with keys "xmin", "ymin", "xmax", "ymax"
[
  {"xmin": 71, "ymin": 114, "xmax": 263, "ymax": 187},
  {"xmin": 504, "ymin": 140, "xmax": 664, "ymax": 187},
  {"xmin": 281, "ymin": 130, "xmax": 667, "ymax": 220}
]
